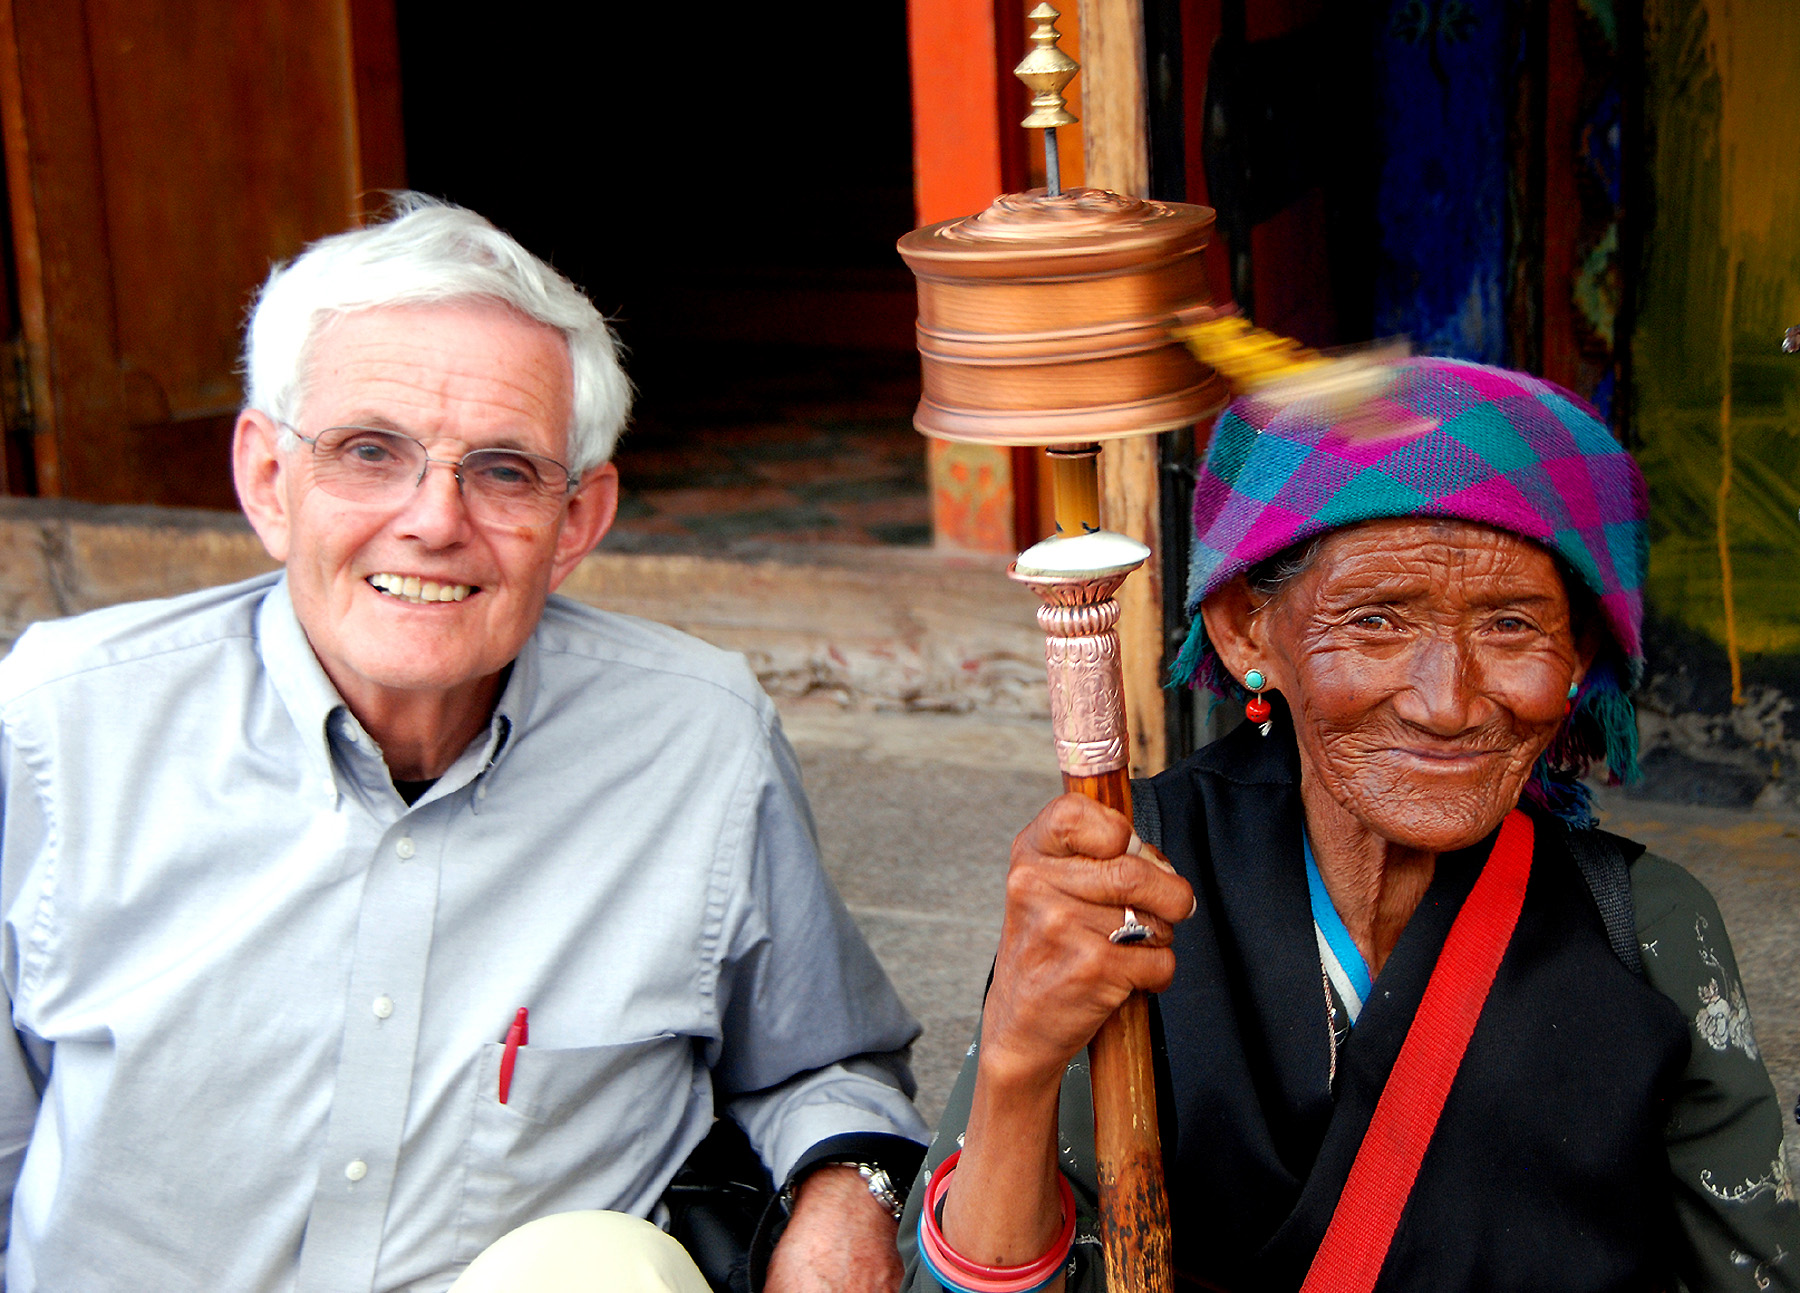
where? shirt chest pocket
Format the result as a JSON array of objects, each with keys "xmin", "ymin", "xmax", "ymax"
[{"xmin": 455, "ymin": 1035, "xmax": 704, "ymax": 1262}]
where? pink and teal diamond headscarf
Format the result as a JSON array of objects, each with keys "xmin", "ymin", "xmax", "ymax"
[{"xmin": 1171, "ymin": 356, "xmax": 1648, "ymax": 813}]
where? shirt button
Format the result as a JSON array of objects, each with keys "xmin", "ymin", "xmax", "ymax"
[
  {"xmin": 345, "ymin": 1160, "xmax": 367, "ymax": 1182},
  {"xmin": 477, "ymin": 783, "xmax": 489, "ymax": 801},
  {"xmin": 395, "ymin": 837, "xmax": 415, "ymax": 860},
  {"xmin": 372, "ymin": 995, "xmax": 394, "ymax": 1020}
]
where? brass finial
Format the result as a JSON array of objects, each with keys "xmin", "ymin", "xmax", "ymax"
[{"xmin": 1015, "ymin": 4, "xmax": 1079, "ymax": 130}]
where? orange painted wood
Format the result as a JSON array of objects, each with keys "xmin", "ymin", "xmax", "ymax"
[
  {"xmin": 349, "ymin": 0, "xmax": 407, "ymax": 202},
  {"xmin": 928, "ymin": 438, "xmax": 1016, "ymax": 552},
  {"xmin": 908, "ymin": 0, "xmax": 1009, "ymax": 226},
  {"xmin": 909, "ymin": 0, "xmax": 1032, "ymax": 551},
  {"xmin": 1180, "ymin": 0, "xmax": 1231, "ymax": 304}
]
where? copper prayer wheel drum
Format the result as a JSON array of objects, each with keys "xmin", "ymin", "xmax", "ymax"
[{"xmin": 897, "ymin": 187, "xmax": 1226, "ymax": 445}]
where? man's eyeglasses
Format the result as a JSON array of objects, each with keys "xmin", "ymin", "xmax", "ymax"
[{"xmin": 286, "ymin": 424, "xmax": 578, "ymax": 528}]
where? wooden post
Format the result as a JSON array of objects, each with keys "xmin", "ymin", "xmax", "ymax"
[{"xmin": 1075, "ymin": 0, "xmax": 1167, "ymax": 776}]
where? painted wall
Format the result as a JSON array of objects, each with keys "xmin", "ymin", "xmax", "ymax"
[{"xmin": 1632, "ymin": 0, "xmax": 1800, "ymax": 799}]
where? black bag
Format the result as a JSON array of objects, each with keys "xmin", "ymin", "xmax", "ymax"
[{"xmin": 662, "ymin": 1118, "xmax": 779, "ymax": 1293}]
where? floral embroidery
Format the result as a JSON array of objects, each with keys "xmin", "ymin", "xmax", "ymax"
[
  {"xmin": 1731, "ymin": 1244, "xmax": 1789, "ymax": 1290},
  {"xmin": 1693, "ymin": 916, "xmax": 1760, "ymax": 1059},
  {"xmin": 1702, "ymin": 1155, "xmax": 1796, "ymax": 1206}
]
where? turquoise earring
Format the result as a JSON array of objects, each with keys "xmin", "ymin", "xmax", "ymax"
[{"xmin": 1244, "ymin": 669, "xmax": 1272, "ymax": 736}]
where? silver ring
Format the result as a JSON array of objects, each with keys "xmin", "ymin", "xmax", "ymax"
[{"xmin": 1109, "ymin": 906, "xmax": 1152, "ymax": 945}]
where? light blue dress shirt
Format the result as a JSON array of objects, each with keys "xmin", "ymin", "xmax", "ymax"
[{"xmin": 0, "ymin": 573, "xmax": 926, "ymax": 1291}]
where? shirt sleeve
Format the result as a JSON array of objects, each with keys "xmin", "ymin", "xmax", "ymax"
[
  {"xmin": 713, "ymin": 717, "xmax": 929, "ymax": 1184},
  {"xmin": 0, "ymin": 715, "xmax": 50, "ymax": 1263},
  {"xmin": 1634, "ymin": 853, "xmax": 1800, "ymax": 1292}
]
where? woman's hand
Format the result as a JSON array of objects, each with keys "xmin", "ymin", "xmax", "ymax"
[
  {"xmin": 981, "ymin": 793, "xmax": 1196, "ymax": 1092},
  {"xmin": 938, "ymin": 794, "xmax": 1195, "ymax": 1277}
]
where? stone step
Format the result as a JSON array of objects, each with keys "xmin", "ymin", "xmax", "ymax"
[{"xmin": 0, "ymin": 497, "xmax": 1051, "ymax": 717}]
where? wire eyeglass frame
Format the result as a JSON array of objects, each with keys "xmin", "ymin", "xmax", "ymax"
[{"xmin": 282, "ymin": 422, "xmax": 579, "ymax": 528}]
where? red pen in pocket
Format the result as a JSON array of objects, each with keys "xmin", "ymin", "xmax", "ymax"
[{"xmin": 497, "ymin": 1007, "xmax": 528, "ymax": 1104}]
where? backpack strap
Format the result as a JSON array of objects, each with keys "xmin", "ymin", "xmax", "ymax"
[
  {"xmin": 1130, "ymin": 777, "xmax": 1163, "ymax": 852},
  {"xmin": 1301, "ymin": 810, "xmax": 1537, "ymax": 1293},
  {"xmin": 1564, "ymin": 826, "xmax": 1645, "ymax": 979}
]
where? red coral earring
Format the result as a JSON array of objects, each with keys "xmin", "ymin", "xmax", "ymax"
[{"xmin": 1244, "ymin": 669, "xmax": 1272, "ymax": 736}]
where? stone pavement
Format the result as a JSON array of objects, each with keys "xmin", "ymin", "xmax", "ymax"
[{"xmin": 781, "ymin": 700, "xmax": 1800, "ymax": 1175}]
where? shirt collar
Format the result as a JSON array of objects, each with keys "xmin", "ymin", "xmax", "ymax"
[
  {"xmin": 255, "ymin": 573, "xmax": 541, "ymax": 798},
  {"xmin": 257, "ymin": 575, "xmax": 353, "ymax": 775}
]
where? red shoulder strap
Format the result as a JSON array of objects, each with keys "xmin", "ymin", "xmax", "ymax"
[{"xmin": 1299, "ymin": 810, "xmax": 1536, "ymax": 1293}]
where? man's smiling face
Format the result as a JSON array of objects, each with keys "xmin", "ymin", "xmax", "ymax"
[{"xmin": 236, "ymin": 301, "xmax": 616, "ymax": 728}]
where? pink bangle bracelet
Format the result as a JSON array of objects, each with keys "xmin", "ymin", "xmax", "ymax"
[{"xmin": 916, "ymin": 1149, "xmax": 1077, "ymax": 1293}]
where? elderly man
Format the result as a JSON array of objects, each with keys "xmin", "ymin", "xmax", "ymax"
[{"xmin": 0, "ymin": 197, "xmax": 928, "ymax": 1291}]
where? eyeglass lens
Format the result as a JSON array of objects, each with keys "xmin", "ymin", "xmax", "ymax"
[{"xmin": 309, "ymin": 427, "xmax": 570, "ymax": 524}]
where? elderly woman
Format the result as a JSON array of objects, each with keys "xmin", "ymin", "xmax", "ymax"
[{"xmin": 902, "ymin": 359, "xmax": 1800, "ymax": 1292}]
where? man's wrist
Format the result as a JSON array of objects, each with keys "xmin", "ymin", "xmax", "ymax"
[
  {"xmin": 777, "ymin": 1131, "xmax": 926, "ymax": 1220},
  {"xmin": 785, "ymin": 1160, "xmax": 904, "ymax": 1221}
]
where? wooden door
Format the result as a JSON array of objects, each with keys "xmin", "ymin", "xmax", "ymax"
[{"xmin": 0, "ymin": 0, "xmax": 403, "ymax": 507}]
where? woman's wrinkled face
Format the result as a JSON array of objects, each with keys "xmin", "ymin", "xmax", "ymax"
[{"xmin": 1238, "ymin": 518, "xmax": 1591, "ymax": 853}]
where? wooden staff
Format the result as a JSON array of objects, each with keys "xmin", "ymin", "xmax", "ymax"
[
  {"xmin": 898, "ymin": 8, "xmax": 1227, "ymax": 1284},
  {"xmin": 1012, "ymin": 443, "xmax": 1171, "ymax": 1293}
]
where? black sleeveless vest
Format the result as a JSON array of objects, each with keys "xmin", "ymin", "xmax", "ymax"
[{"xmin": 1142, "ymin": 719, "xmax": 1690, "ymax": 1292}]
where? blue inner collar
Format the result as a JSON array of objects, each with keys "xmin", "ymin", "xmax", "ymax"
[{"xmin": 1304, "ymin": 830, "xmax": 1373, "ymax": 1010}]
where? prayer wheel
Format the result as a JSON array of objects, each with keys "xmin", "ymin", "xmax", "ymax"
[
  {"xmin": 897, "ymin": 187, "xmax": 1226, "ymax": 446},
  {"xmin": 894, "ymin": 9, "xmax": 1230, "ymax": 1292}
]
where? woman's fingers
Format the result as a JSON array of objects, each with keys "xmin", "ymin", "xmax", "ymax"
[
  {"xmin": 1027, "ymin": 849, "xmax": 1194, "ymax": 927},
  {"xmin": 978, "ymin": 795, "xmax": 1196, "ymax": 1082},
  {"xmin": 1010, "ymin": 796, "xmax": 1194, "ymax": 927},
  {"xmin": 1015, "ymin": 792, "xmax": 1134, "ymax": 865}
]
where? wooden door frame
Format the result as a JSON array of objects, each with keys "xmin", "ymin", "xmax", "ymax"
[
  {"xmin": 0, "ymin": 0, "xmax": 127, "ymax": 499},
  {"xmin": 0, "ymin": 0, "xmax": 405, "ymax": 503}
]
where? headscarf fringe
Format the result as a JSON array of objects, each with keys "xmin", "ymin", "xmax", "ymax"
[
  {"xmin": 1523, "ymin": 657, "xmax": 1639, "ymax": 827},
  {"xmin": 1166, "ymin": 618, "xmax": 1211, "ymax": 693}
]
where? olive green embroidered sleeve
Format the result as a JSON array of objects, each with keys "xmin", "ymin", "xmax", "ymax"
[{"xmin": 1635, "ymin": 853, "xmax": 1800, "ymax": 1292}]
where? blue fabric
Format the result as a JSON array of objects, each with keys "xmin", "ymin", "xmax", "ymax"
[
  {"xmin": 1374, "ymin": 0, "xmax": 1509, "ymax": 362},
  {"xmin": 1304, "ymin": 833, "xmax": 1373, "ymax": 1007}
]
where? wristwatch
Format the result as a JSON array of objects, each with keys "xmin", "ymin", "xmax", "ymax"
[
  {"xmin": 851, "ymin": 1162, "xmax": 906, "ymax": 1221},
  {"xmin": 782, "ymin": 1160, "xmax": 907, "ymax": 1221}
]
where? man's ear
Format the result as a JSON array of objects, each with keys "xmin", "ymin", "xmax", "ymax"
[
  {"xmin": 1199, "ymin": 576, "xmax": 1271, "ymax": 689},
  {"xmin": 234, "ymin": 410, "xmax": 292, "ymax": 563},
  {"xmin": 547, "ymin": 462, "xmax": 619, "ymax": 591}
]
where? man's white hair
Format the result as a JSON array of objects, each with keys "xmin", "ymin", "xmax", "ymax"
[{"xmin": 243, "ymin": 194, "xmax": 631, "ymax": 475}]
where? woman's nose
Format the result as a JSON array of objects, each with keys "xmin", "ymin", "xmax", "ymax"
[{"xmin": 1393, "ymin": 635, "xmax": 1485, "ymax": 734}]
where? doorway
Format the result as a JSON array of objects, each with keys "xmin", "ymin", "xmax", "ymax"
[{"xmin": 395, "ymin": 1, "xmax": 930, "ymax": 549}]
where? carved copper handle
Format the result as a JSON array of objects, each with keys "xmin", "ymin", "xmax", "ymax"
[{"xmin": 1012, "ymin": 533, "xmax": 1173, "ymax": 1293}]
